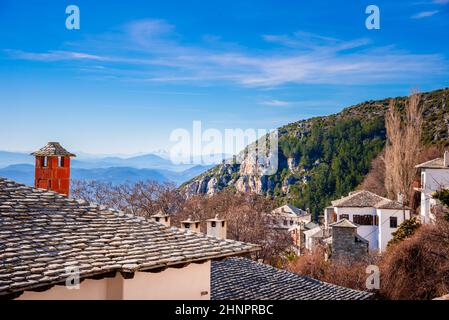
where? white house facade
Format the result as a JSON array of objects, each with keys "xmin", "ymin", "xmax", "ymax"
[
  {"xmin": 270, "ymin": 204, "xmax": 311, "ymax": 229},
  {"xmin": 324, "ymin": 190, "xmax": 410, "ymax": 253},
  {"xmin": 415, "ymin": 151, "xmax": 449, "ymax": 224}
]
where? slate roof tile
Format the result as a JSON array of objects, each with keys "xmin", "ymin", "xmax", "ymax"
[
  {"xmin": 211, "ymin": 257, "xmax": 373, "ymax": 300},
  {"xmin": 0, "ymin": 177, "xmax": 259, "ymax": 297},
  {"xmin": 30, "ymin": 142, "xmax": 76, "ymax": 157},
  {"xmin": 331, "ymin": 190, "xmax": 407, "ymax": 210}
]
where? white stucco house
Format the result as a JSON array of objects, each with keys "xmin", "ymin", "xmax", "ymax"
[
  {"xmin": 270, "ymin": 204, "xmax": 311, "ymax": 229},
  {"xmin": 415, "ymin": 151, "xmax": 449, "ymax": 224},
  {"xmin": 303, "ymin": 226, "xmax": 324, "ymax": 252},
  {"xmin": 324, "ymin": 190, "xmax": 410, "ymax": 253}
]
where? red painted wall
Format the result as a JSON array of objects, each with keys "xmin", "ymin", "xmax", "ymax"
[{"xmin": 34, "ymin": 156, "xmax": 71, "ymax": 196}]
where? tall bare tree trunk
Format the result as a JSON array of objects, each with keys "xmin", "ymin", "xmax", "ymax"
[{"xmin": 384, "ymin": 92, "xmax": 423, "ymax": 205}]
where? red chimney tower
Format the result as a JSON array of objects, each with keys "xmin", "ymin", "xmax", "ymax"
[{"xmin": 31, "ymin": 142, "xmax": 76, "ymax": 196}]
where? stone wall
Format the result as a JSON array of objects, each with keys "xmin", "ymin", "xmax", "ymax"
[{"xmin": 331, "ymin": 227, "xmax": 368, "ymax": 260}]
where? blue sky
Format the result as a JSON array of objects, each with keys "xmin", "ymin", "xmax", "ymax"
[{"xmin": 0, "ymin": 0, "xmax": 448, "ymax": 155}]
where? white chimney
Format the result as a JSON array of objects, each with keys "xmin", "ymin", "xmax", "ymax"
[
  {"xmin": 206, "ymin": 214, "xmax": 227, "ymax": 239},
  {"xmin": 181, "ymin": 216, "xmax": 201, "ymax": 233},
  {"xmin": 151, "ymin": 211, "xmax": 170, "ymax": 227},
  {"xmin": 444, "ymin": 151, "xmax": 449, "ymax": 167},
  {"xmin": 397, "ymin": 192, "xmax": 404, "ymax": 205}
]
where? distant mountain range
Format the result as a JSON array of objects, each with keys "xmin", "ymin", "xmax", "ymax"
[{"xmin": 0, "ymin": 151, "xmax": 214, "ymax": 186}]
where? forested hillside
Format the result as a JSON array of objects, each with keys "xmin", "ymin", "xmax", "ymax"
[{"xmin": 182, "ymin": 88, "xmax": 449, "ymax": 219}]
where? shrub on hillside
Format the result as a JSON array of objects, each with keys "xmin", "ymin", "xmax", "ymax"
[
  {"xmin": 387, "ymin": 217, "xmax": 421, "ymax": 247},
  {"xmin": 287, "ymin": 246, "xmax": 379, "ymax": 292},
  {"xmin": 379, "ymin": 216, "xmax": 449, "ymax": 299}
]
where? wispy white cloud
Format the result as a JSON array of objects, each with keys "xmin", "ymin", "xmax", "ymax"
[
  {"xmin": 3, "ymin": 19, "xmax": 447, "ymax": 87},
  {"xmin": 433, "ymin": 0, "xmax": 449, "ymax": 4},
  {"xmin": 3, "ymin": 49, "xmax": 108, "ymax": 62},
  {"xmin": 412, "ymin": 10, "xmax": 440, "ymax": 18},
  {"xmin": 260, "ymin": 99, "xmax": 291, "ymax": 106}
]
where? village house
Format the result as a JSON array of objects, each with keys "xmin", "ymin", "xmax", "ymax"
[
  {"xmin": 0, "ymin": 142, "xmax": 373, "ymax": 300},
  {"xmin": 269, "ymin": 204, "xmax": 314, "ymax": 253},
  {"xmin": 415, "ymin": 151, "xmax": 449, "ymax": 224},
  {"xmin": 303, "ymin": 225, "xmax": 324, "ymax": 252},
  {"xmin": 323, "ymin": 190, "xmax": 410, "ymax": 253},
  {"xmin": 270, "ymin": 204, "xmax": 311, "ymax": 229}
]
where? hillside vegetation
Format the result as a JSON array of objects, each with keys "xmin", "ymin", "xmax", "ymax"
[{"xmin": 182, "ymin": 88, "xmax": 449, "ymax": 219}]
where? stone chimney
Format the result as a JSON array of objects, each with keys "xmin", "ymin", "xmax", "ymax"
[
  {"xmin": 397, "ymin": 192, "xmax": 404, "ymax": 205},
  {"xmin": 444, "ymin": 150, "xmax": 449, "ymax": 167},
  {"xmin": 206, "ymin": 214, "xmax": 227, "ymax": 239},
  {"xmin": 31, "ymin": 142, "xmax": 76, "ymax": 196},
  {"xmin": 330, "ymin": 219, "xmax": 368, "ymax": 260},
  {"xmin": 151, "ymin": 211, "xmax": 170, "ymax": 227},
  {"xmin": 181, "ymin": 216, "xmax": 201, "ymax": 233}
]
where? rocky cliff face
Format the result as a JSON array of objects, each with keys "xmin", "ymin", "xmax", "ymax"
[{"xmin": 181, "ymin": 88, "xmax": 449, "ymax": 216}]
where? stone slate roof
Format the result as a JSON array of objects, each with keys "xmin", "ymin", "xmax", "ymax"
[
  {"xmin": 31, "ymin": 142, "xmax": 76, "ymax": 157},
  {"xmin": 331, "ymin": 190, "xmax": 406, "ymax": 210},
  {"xmin": 211, "ymin": 257, "xmax": 373, "ymax": 300},
  {"xmin": 0, "ymin": 177, "xmax": 259, "ymax": 298},
  {"xmin": 303, "ymin": 226, "xmax": 323, "ymax": 238},
  {"xmin": 329, "ymin": 218, "xmax": 358, "ymax": 228},
  {"xmin": 415, "ymin": 157, "xmax": 448, "ymax": 169},
  {"xmin": 271, "ymin": 204, "xmax": 309, "ymax": 217}
]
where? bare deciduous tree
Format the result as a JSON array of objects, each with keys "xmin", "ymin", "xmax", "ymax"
[
  {"xmin": 71, "ymin": 180, "xmax": 183, "ymax": 217},
  {"xmin": 175, "ymin": 190, "xmax": 293, "ymax": 264},
  {"xmin": 384, "ymin": 92, "xmax": 423, "ymax": 204},
  {"xmin": 72, "ymin": 181, "xmax": 292, "ymax": 264},
  {"xmin": 358, "ymin": 150, "xmax": 387, "ymax": 197}
]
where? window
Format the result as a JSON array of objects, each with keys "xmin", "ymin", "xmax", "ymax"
[
  {"xmin": 184, "ymin": 223, "xmax": 190, "ymax": 229},
  {"xmin": 195, "ymin": 222, "xmax": 200, "ymax": 229},
  {"xmin": 43, "ymin": 157, "xmax": 47, "ymax": 167},
  {"xmin": 339, "ymin": 214, "xmax": 349, "ymax": 220},
  {"xmin": 353, "ymin": 215, "xmax": 374, "ymax": 225},
  {"xmin": 390, "ymin": 217, "xmax": 398, "ymax": 228},
  {"xmin": 375, "ymin": 215, "xmax": 379, "ymax": 226},
  {"xmin": 211, "ymin": 221, "xmax": 216, "ymax": 227},
  {"xmin": 290, "ymin": 220, "xmax": 294, "ymax": 225},
  {"xmin": 283, "ymin": 220, "xmax": 288, "ymax": 226},
  {"xmin": 221, "ymin": 221, "xmax": 225, "ymax": 227},
  {"xmin": 155, "ymin": 217, "xmax": 160, "ymax": 222},
  {"xmin": 332, "ymin": 212, "xmax": 337, "ymax": 223}
]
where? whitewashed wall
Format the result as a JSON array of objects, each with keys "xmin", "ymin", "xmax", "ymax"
[
  {"xmin": 334, "ymin": 207, "xmax": 378, "ymax": 250},
  {"xmin": 16, "ymin": 261, "xmax": 210, "ymax": 300},
  {"xmin": 420, "ymin": 168, "xmax": 449, "ymax": 223},
  {"xmin": 377, "ymin": 208, "xmax": 410, "ymax": 252}
]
